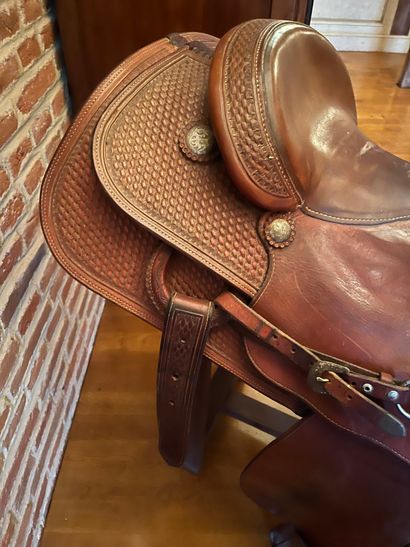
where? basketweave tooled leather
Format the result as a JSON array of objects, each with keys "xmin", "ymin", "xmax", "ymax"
[
  {"xmin": 92, "ymin": 43, "xmax": 268, "ymax": 296},
  {"xmin": 209, "ymin": 19, "xmax": 300, "ymax": 211},
  {"xmin": 92, "ymin": 22, "xmax": 410, "ymax": 463},
  {"xmin": 40, "ymin": 20, "xmax": 410, "ymax": 547},
  {"xmin": 40, "ymin": 33, "xmax": 304, "ymax": 415},
  {"xmin": 41, "ymin": 22, "xmax": 410, "ymax": 457},
  {"xmin": 157, "ymin": 294, "xmax": 213, "ymax": 467}
]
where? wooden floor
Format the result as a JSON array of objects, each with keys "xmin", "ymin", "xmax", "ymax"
[
  {"xmin": 342, "ymin": 52, "xmax": 409, "ymax": 161},
  {"xmin": 41, "ymin": 52, "xmax": 409, "ymax": 547}
]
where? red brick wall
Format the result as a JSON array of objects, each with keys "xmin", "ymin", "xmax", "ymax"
[{"xmin": 0, "ymin": 1, "xmax": 104, "ymax": 545}]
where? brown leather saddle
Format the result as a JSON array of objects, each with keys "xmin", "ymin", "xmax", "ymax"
[{"xmin": 40, "ymin": 20, "xmax": 410, "ymax": 547}]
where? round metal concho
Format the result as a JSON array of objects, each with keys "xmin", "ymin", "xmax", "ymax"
[
  {"xmin": 179, "ymin": 122, "xmax": 218, "ymax": 162},
  {"xmin": 269, "ymin": 219, "xmax": 292, "ymax": 243},
  {"xmin": 265, "ymin": 217, "xmax": 295, "ymax": 249}
]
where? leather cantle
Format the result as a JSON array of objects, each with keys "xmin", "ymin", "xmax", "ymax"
[{"xmin": 209, "ymin": 19, "xmax": 410, "ymax": 224}]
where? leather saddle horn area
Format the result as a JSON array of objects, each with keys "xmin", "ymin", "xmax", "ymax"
[{"xmin": 209, "ymin": 19, "xmax": 410, "ymax": 224}]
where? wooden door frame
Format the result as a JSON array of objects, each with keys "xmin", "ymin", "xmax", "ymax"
[{"xmin": 270, "ymin": 0, "xmax": 313, "ymax": 23}]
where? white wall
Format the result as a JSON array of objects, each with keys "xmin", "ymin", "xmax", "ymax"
[{"xmin": 311, "ymin": 0, "xmax": 410, "ymax": 52}]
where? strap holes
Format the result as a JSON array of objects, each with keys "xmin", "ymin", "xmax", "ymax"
[
  {"xmin": 172, "ymin": 373, "xmax": 179, "ymax": 381},
  {"xmin": 180, "ymin": 338, "xmax": 186, "ymax": 344},
  {"xmin": 291, "ymin": 345, "xmax": 296, "ymax": 354},
  {"xmin": 272, "ymin": 333, "xmax": 278, "ymax": 340},
  {"xmin": 347, "ymin": 395, "xmax": 352, "ymax": 400},
  {"xmin": 169, "ymin": 400, "xmax": 175, "ymax": 406},
  {"xmin": 351, "ymin": 381, "xmax": 357, "ymax": 386}
]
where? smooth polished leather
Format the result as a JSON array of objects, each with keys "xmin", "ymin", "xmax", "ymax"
[
  {"xmin": 40, "ymin": 19, "xmax": 410, "ymax": 547},
  {"xmin": 242, "ymin": 415, "xmax": 410, "ymax": 547},
  {"xmin": 210, "ymin": 20, "xmax": 410, "ymax": 223}
]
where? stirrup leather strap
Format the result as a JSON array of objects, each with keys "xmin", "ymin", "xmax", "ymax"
[{"xmin": 157, "ymin": 293, "xmax": 213, "ymax": 466}]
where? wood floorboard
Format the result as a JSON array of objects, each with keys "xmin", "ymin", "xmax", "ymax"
[{"xmin": 41, "ymin": 51, "xmax": 409, "ymax": 547}]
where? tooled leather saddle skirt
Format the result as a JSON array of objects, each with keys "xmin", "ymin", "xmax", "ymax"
[{"xmin": 40, "ymin": 20, "xmax": 410, "ymax": 547}]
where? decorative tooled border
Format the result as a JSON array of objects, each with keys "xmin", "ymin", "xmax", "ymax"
[{"xmin": 222, "ymin": 20, "xmax": 298, "ymax": 201}]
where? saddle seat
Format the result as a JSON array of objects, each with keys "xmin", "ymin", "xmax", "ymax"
[{"xmin": 210, "ymin": 20, "xmax": 410, "ymax": 224}]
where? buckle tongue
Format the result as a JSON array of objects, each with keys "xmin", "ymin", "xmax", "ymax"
[{"xmin": 308, "ymin": 361, "xmax": 350, "ymax": 394}]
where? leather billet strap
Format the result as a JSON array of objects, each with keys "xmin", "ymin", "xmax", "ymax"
[
  {"xmin": 157, "ymin": 293, "xmax": 213, "ymax": 467},
  {"xmin": 215, "ymin": 291, "xmax": 410, "ymax": 438}
]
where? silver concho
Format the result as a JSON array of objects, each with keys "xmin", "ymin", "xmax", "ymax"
[
  {"xmin": 269, "ymin": 219, "xmax": 292, "ymax": 243},
  {"xmin": 180, "ymin": 122, "xmax": 218, "ymax": 162},
  {"xmin": 264, "ymin": 214, "xmax": 295, "ymax": 249},
  {"xmin": 187, "ymin": 124, "xmax": 214, "ymax": 155}
]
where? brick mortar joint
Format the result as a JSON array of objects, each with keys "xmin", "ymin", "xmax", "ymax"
[
  {"xmin": 2, "ymin": 73, "xmax": 67, "ymax": 141},
  {"xmin": 15, "ymin": 315, "xmax": 102, "ymax": 533},
  {"xmin": 1, "ymin": 87, "xmax": 69, "ymax": 158},
  {"xmin": 0, "ymin": 394, "xmax": 41, "ymax": 486},
  {"xmin": 2, "ymin": 444, "xmax": 38, "ymax": 518},
  {"xmin": 0, "ymin": 83, "xmax": 67, "ymax": 184},
  {"xmin": 0, "ymin": 298, "xmax": 102, "ymax": 494},
  {"xmin": 0, "ymin": 237, "xmax": 48, "ymax": 340},
  {"xmin": 33, "ymin": 427, "xmax": 69, "ymax": 532},
  {"xmin": 0, "ymin": 45, "xmax": 61, "ymax": 112},
  {"xmin": 1, "ymin": 58, "xmax": 65, "ymax": 125},
  {"xmin": 0, "ymin": 234, "xmax": 45, "ymax": 303},
  {"xmin": 59, "ymin": 279, "xmax": 88, "ymax": 316},
  {"xmin": 0, "ymin": 109, "xmax": 69, "ymax": 232},
  {"xmin": 0, "ymin": 102, "xmax": 69, "ymax": 192},
  {"xmin": 0, "ymin": 240, "xmax": 57, "ymax": 316},
  {"xmin": 31, "ymin": 303, "xmax": 94, "ymax": 392},
  {"xmin": 0, "ymin": 11, "xmax": 55, "ymax": 59}
]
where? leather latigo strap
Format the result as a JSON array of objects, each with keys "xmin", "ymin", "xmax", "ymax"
[
  {"xmin": 157, "ymin": 293, "xmax": 213, "ymax": 467},
  {"xmin": 215, "ymin": 292, "xmax": 410, "ymax": 438}
]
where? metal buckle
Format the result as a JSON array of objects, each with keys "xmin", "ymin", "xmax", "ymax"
[
  {"xmin": 397, "ymin": 380, "xmax": 410, "ymax": 420},
  {"xmin": 308, "ymin": 361, "xmax": 350, "ymax": 394},
  {"xmin": 397, "ymin": 404, "xmax": 410, "ymax": 420}
]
